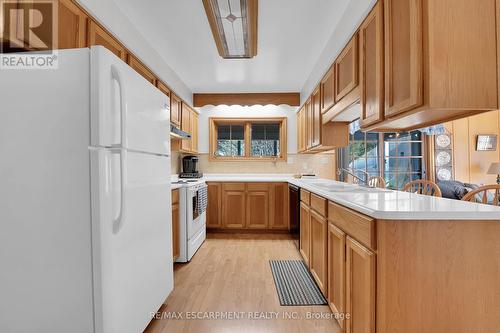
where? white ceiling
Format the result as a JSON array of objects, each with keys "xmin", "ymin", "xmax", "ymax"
[{"xmin": 113, "ymin": 0, "xmax": 354, "ymax": 93}]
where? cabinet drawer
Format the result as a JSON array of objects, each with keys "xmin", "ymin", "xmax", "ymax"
[
  {"xmin": 247, "ymin": 183, "xmax": 269, "ymax": 191},
  {"xmin": 222, "ymin": 183, "xmax": 246, "ymax": 191},
  {"xmin": 300, "ymin": 189, "xmax": 311, "ymax": 205},
  {"xmin": 328, "ymin": 202, "xmax": 375, "ymax": 250},
  {"xmin": 310, "ymin": 193, "xmax": 327, "ymax": 217},
  {"xmin": 172, "ymin": 189, "xmax": 179, "ymax": 205}
]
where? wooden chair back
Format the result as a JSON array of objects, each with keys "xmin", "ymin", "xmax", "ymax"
[
  {"xmin": 461, "ymin": 184, "xmax": 500, "ymax": 205},
  {"xmin": 402, "ymin": 180, "xmax": 442, "ymax": 197},
  {"xmin": 368, "ymin": 176, "xmax": 386, "ymax": 188}
]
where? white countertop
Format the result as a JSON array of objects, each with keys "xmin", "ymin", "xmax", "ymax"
[{"xmin": 197, "ymin": 174, "xmax": 500, "ymax": 221}]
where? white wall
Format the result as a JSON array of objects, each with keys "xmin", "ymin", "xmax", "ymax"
[
  {"xmin": 300, "ymin": 0, "xmax": 376, "ymax": 104},
  {"xmin": 76, "ymin": 0, "xmax": 193, "ymax": 104},
  {"xmin": 196, "ymin": 105, "xmax": 299, "ymax": 154}
]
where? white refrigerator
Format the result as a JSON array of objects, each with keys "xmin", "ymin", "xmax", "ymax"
[{"xmin": 0, "ymin": 47, "xmax": 173, "ymax": 333}]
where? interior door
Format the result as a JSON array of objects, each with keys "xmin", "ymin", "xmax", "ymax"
[{"xmin": 91, "ymin": 149, "xmax": 173, "ymax": 333}]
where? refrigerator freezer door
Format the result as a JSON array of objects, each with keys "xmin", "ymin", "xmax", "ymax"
[
  {"xmin": 91, "ymin": 148, "xmax": 173, "ymax": 333},
  {"xmin": 90, "ymin": 46, "xmax": 170, "ymax": 156}
]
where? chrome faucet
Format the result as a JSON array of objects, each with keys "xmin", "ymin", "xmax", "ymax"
[{"xmin": 337, "ymin": 168, "xmax": 371, "ymax": 187}]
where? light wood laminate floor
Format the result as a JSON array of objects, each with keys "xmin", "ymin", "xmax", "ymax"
[{"xmin": 145, "ymin": 233, "xmax": 341, "ymax": 333}]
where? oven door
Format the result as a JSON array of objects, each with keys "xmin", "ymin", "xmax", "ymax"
[{"xmin": 187, "ymin": 187, "xmax": 206, "ymax": 240}]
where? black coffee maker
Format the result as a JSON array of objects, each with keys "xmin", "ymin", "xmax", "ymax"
[{"xmin": 180, "ymin": 156, "xmax": 203, "ymax": 178}]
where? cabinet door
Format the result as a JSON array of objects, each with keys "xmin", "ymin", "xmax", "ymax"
[
  {"xmin": 305, "ymin": 98, "xmax": 313, "ymax": 150},
  {"xmin": 87, "ymin": 19, "xmax": 126, "ymax": 61},
  {"xmin": 310, "ymin": 209, "xmax": 328, "ymax": 295},
  {"xmin": 246, "ymin": 190, "xmax": 269, "ymax": 229},
  {"xmin": 127, "ymin": 54, "xmax": 156, "ymax": 85},
  {"xmin": 311, "ymin": 86, "xmax": 321, "ymax": 148},
  {"xmin": 335, "ymin": 34, "xmax": 359, "ymax": 102},
  {"xmin": 328, "ymin": 223, "xmax": 346, "ymax": 328},
  {"xmin": 360, "ymin": 1, "xmax": 384, "ymax": 127},
  {"xmin": 346, "ymin": 236, "xmax": 376, "ymax": 333},
  {"xmin": 181, "ymin": 103, "xmax": 192, "ymax": 152},
  {"xmin": 222, "ymin": 185, "xmax": 246, "ymax": 229},
  {"xmin": 170, "ymin": 93, "xmax": 182, "ymax": 127},
  {"xmin": 207, "ymin": 183, "xmax": 222, "ymax": 228},
  {"xmin": 299, "ymin": 202, "xmax": 311, "ymax": 267},
  {"xmin": 321, "ymin": 66, "xmax": 335, "ymax": 113},
  {"xmin": 269, "ymin": 183, "xmax": 289, "ymax": 230},
  {"xmin": 297, "ymin": 108, "xmax": 303, "ymax": 152},
  {"xmin": 58, "ymin": 0, "xmax": 87, "ymax": 49},
  {"xmin": 384, "ymin": 0, "xmax": 423, "ymax": 117},
  {"xmin": 172, "ymin": 201, "xmax": 180, "ymax": 261},
  {"xmin": 190, "ymin": 110, "xmax": 199, "ymax": 153}
]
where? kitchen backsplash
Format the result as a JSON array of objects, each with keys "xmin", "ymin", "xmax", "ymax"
[{"xmin": 171, "ymin": 151, "xmax": 337, "ymax": 179}]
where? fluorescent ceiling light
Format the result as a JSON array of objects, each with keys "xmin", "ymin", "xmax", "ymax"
[{"xmin": 203, "ymin": 0, "xmax": 258, "ymax": 59}]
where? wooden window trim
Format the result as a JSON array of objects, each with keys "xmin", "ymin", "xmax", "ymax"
[{"xmin": 209, "ymin": 117, "xmax": 287, "ymax": 162}]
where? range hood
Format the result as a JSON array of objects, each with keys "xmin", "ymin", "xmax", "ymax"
[{"xmin": 170, "ymin": 124, "xmax": 191, "ymax": 140}]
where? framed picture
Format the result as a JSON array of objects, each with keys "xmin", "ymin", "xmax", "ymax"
[{"xmin": 476, "ymin": 134, "xmax": 497, "ymax": 151}]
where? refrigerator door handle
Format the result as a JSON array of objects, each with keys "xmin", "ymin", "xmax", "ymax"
[
  {"xmin": 111, "ymin": 148, "xmax": 127, "ymax": 233},
  {"xmin": 110, "ymin": 64, "xmax": 127, "ymax": 148}
]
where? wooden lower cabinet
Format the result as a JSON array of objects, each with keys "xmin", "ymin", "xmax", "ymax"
[
  {"xmin": 269, "ymin": 183, "xmax": 289, "ymax": 230},
  {"xmin": 246, "ymin": 184, "xmax": 269, "ymax": 229},
  {"xmin": 172, "ymin": 189, "xmax": 180, "ymax": 261},
  {"xmin": 310, "ymin": 209, "xmax": 328, "ymax": 295},
  {"xmin": 221, "ymin": 184, "xmax": 246, "ymax": 229},
  {"xmin": 328, "ymin": 223, "xmax": 346, "ymax": 329},
  {"xmin": 299, "ymin": 202, "xmax": 311, "ymax": 267},
  {"xmin": 345, "ymin": 236, "xmax": 376, "ymax": 333},
  {"xmin": 206, "ymin": 182, "xmax": 222, "ymax": 228}
]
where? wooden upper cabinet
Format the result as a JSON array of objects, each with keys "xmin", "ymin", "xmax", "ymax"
[
  {"xmin": 222, "ymin": 183, "xmax": 246, "ymax": 229},
  {"xmin": 246, "ymin": 184, "xmax": 269, "ymax": 229},
  {"xmin": 190, "ymin": 110, "xmax": 199, "ymax": 153},
  {"xmin": 346, "ymin": 236, "xmax": 376, "ymax": 333},
  {"xmin": 58, "ymin": 0, "xmax": 87, "ymax": 49},
  {"xmin": 181, "ymin": 102, "xmax": 192, "ymax": 152},
  {"xmin": 269, "ymin": 183, "xmax": 289, "ymax": 230},
  {"xmin": 207, "ymin": 182, "xmax": 222, "ymax": 228},
  {"xmin": 335, "ymin": 34, "xmax": 359, "ymax": 102},
  {"xmin": 359, "ymin": 1, "xmax": 384, "ymax": 127},
  {"xmin": 87, "ymin": 19, "xmax": 126, "ymax": 61},
  {"xmin": 127, "ymin": 54, "xmax": 156, "ymax": 85},
  {"xmin": 384, "ymin": 0, "xmax": 423, "ymax": 117},
  {"xmin": 311, "ymin": 86, "xmax": 321, "ymax": 148},
  {"xmin": 310, "ymin": 209, "xmax": 328, "ymax": 295},
  {"xmin": 170, "ymin": 93, "xmax": 182, "ymax": 127},
  {"xmin": 305, "ymin": 98, "xmax": 313, "ymax": 150},
  {"xmin": 328, "ymin": 223, "xmax": 346, "ymax": 329},
  {"xmin": 299, "ymin": 202, "xmax": 311, "ymax": 267},
  {"xmin": 321, "ymin": 65, "xmax": 335, "ymax": 113}
]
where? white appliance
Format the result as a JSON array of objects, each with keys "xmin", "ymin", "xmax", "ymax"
[
  {"xmin": 0, "ymin": 47, "xmax": 173, "ymax": 333},
  {"xmin": 174, "ymin": 180, "xmax": 207, "ymax": 262}
]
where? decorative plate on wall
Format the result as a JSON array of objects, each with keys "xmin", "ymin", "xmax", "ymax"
[{"xmin": 434, "ymin": 133, "xmax": 453, "ymax": 181}]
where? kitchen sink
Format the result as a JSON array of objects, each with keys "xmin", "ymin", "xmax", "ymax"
[{"xmin": 311, "ymin": 182, "xmax": 391, "ymax": 193}]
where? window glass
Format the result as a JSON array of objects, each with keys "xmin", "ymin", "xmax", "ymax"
[
  {"xmin": 251, "ymin": 123, "xmax": 280, "ymax": 157},
  {"xmin": 216, "ymin": 124, "xmax": 245, "ymax": 157}
]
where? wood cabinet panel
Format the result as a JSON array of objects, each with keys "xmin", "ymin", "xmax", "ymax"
[
  {"xmin": 299, "ymin": 202, "xmax": 311, "ymax": 267},
  {"xmin": 172, "ymin": 189, "xmax": 180, "ymax": 261},
  {"xmin": 310, "ymin": 193, "xmax": 327, "ymax": 217},
  {"xmin": 269, "ymin": 183, "xmax": 289, "ymax": 230},
  {"xmin": 321, "ymin": 65, "xmax": 335, "ymax": 114},
  {"xmin": 384, "ymin": 0, "xmax": 423, "ymax": 117},
  {"xmin": 335, "ymin": 34, "xmax": 359, "ymax": 102},
  {"xmin": 207, "ymin": 183, "xmax": 222, "ymax": 228},
  {"xmin": 180, "ymin": 103, "xmax": 192, "ymax": 152},
  {"xmin": 87, "ymin": 19, "xmax": 126, "ymax": 60},
  {"xmin": 346, "ymin": 236, "xmax": 375, "ymax": 333},
  {"xmin": 191, "ymin": 111, "xmax": 199, "ymax": 153},
  {"xmin": 310, "ymin": 209, "xmax": 328, "ymax": 295},
  {"xmin": 359, "ymin": 1, "xmax": 384, "ymax": 127},
  {"xmin": 222, "ymin": 186, "xmax": 246, "ymax": 229},
  {"xmin": 246, "ymin": 189, "xmax": 269, "ymax": 229},
  {"xmin": 328, "ymin": 202, "xmax": 375, "ymax": 250},
  {"xmin": 300, "ymin": 189, "xmax": 310, "ymax": 205},
  {"xmin": 328, "ymin": 223, "xmax": 346, "ymax": 329},
  {"xmin": 305, "ymin": 98, "xmax": 313, "ymax": 150},
  {"xmin": 58, "ymin": 0, "xmax": 87, "ymax": 49},
  {"xmin": 127, "ymin": 54, "xmax": 156, "ymax": 85},
  {"xmin": 311, "ymin": 86, "xmax": 321, "ymax": 148},
  {"xmin": 170, "ymin": 93, "xmax": 182, "ymax": 127}
]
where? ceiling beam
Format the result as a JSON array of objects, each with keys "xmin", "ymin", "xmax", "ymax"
[{"xmin": 193, "ymin": 93, "xmax": 301, "ymax": 107}]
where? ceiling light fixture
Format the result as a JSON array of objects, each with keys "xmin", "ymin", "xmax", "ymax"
[{"xmin": 202, "ymin": 0, "xmax": 258, "ymax": 59}]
